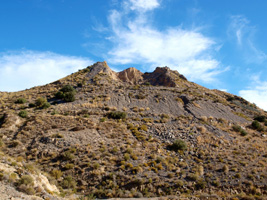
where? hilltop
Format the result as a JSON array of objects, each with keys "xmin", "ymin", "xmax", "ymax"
[{"xmin": 0, "ymin": 61, "xmax": 266, "ymax": 199}]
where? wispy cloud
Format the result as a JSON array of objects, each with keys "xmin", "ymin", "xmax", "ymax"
[
  {"xmin": 105, "ymin": 0, "xmax": 225, "ymax": 83},
  {"xmin": 228, "ymin": 15, "xmax": 267, "ymax": 64},
  {"xmin": 239, "ymin": 75, "xmax": 267, "ymax": 111},
  {"xmin": 0, "ymin": 50, "xmax": 93, "ymax": 92},
  {"xmin": 228, "ymin": 15, "xmax": 250, "ymax": 46},
  {"xmin": 126, "ymin": 0, "xmax": 160, "ymax": 12}
]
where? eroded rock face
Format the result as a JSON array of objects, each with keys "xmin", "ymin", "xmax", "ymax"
[
  {"xmin": 85, "ymin": 62, "xmax": 185, "ymax": 87},
  {"xmin": 0, "ymin": 112, "xmax": 23, "ymax": 131},
  {"xmin": 117, "ymin": 67, "xmax": 144, "ymax": 84},
  {"xmin": 86, "ymin": 61, "xmax": 118, "ymax": 81},
  {"xmin": 144, "ymin": 67, "xmax": 177, "ymax": 87}
]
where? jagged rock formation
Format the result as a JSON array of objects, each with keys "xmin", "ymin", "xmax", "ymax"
[
  {"xmin": 0, "ymin": 61, "xmax": 266, "ymax": 199},
  {"xmin": 117, "ymin": 67, "xmax": 144, "ymax": 85},
  {"xmin": 86, "ymin": 61, "xmax": 119, "ymax": 82},
  {"xmin": 143, "ymin": 67, "xmax": 177, "ymax": 87},
  {"xmin": 85, "ymin": 62, "xmax": 185, "ymax": 87}
]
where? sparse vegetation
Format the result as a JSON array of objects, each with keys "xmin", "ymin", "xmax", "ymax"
[
  {"xmin": 106, "ymin": 111, "xmax": 127, "ymax": 119},
  {"xmin": 0, "ymin": 62, "xmax": 266, "ymax": 199}
]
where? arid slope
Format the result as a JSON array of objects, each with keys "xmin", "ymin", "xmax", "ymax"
[{"xmin": 0, "ymin": 61, "xmax": 266, "ymax": 199}]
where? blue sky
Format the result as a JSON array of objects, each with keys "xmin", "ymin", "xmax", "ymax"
[{"xmin": 0, "ymin": 0, "xmax": 267, "ymax": 110}]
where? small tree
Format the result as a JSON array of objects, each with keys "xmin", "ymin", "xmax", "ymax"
[
  {"xmin": 55, "ymin": 85, "xmax": 76, "ymax": 102},
  {"xmin": 254, "ymin": 115, "xmax": 266, "ymax": 122},
  {"xmin": 63, "ymin": 92, "xmax": 75, "ymax": 102}
]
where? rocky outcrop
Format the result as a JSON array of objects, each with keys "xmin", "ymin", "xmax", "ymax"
[
  {"xmin": 117, "ymin": 66, "xmax": 185, "ymax": 87},
  {"xmin": 143, "ymin": 67, "xmax": 177, "ymax": 87},
  {"xmin": 84, "ymin": 62, "xmax": 186, "ymax": 87},
  {"xmin": 117, "ymin": 67, "xmax": 144, "ymax": 84},
  {"xmin": 86, "ymin": 61, "xmax": 118, "ymax": 81}
]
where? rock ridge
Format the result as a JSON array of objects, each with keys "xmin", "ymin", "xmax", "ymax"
[{"xmin": 87, "ymin": 61, "xmax": 186, "ymax": 87}]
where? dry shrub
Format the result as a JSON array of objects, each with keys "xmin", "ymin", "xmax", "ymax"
[
  {"xmin": 197, "ymin": 126, "xmax": 207, "ymax": 133},
  {"xmin": 200, "ymin": 116, "xmax": 207, "ymax": 122}
]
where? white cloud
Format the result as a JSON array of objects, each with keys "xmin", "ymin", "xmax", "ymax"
[
  {"xmin": 239, "ymin": 76, "xmax": 267, "ymax": 111},
  {"xmin": 128, "ymin": 0, "xmax": 160, "ymax": 12},
  {"xmin": 228, "ymin": 15, "xmax": 250, "ymax": 46},
  {"xmin": 106, "ymin": 0, "xmax": 224, "ymax": 83},
  {"xmin": 0, "ymin": 50, "xmax": 93, "ymax": 92},
  {"xmin": 228, "ymin": 15, "xmax": 267, "ymax": 64}
]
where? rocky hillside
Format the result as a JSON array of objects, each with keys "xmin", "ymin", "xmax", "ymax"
[{"xmin": 0, "ymin": 61, "xmax": 266, "ymax": 199}]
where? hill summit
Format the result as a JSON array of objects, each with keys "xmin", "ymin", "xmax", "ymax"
[
  {"xmin": 77, "ymin": 61, "xmax": 186, "ymax": 87},
  {"xmin": 0, "ymin": 61, "xmax": 266, "ymax": 199}
]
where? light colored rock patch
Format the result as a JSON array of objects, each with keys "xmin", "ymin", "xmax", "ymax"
[
  {"xmin": 0, "ymin": 162, "xmax": 16, "ymax": 174},
  {"xmin": 33, "ymin": 173, "xmax": 60, "ymax": 194}
]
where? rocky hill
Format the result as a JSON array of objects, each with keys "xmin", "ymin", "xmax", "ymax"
[{"xmin": 0, "ymin": 61, "xmax": 266, "ymax": 199}]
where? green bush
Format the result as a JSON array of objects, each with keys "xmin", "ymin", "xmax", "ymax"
[
  {"xmin": 195, "ymin": 179, "xmax": 206, "ymax": 190},
  {"xmin": 254, "ymin": 115, "xmax": 266, "ymax": 122},
  {"xmin": 18, "ymin": 110, "xmax": 28, "ymax": 118},
  {"xmin": 232, "ymin": 125, "xmax": 248, "ymax": 136},
  {"xmin": 62, "ymin": 151, "xmax": 74, "ymax": 161},
  {"xmin": 60, "ymin": 85, "xmax": 76, "ymax": 93},
  {"xmin": 0, "ymin": 172, "xmax": 3, "ymax": 180},
  {"xmin": 15, "ymin": 98, "xmax": 27, "ymax": 104},
  {"xmin": 251, "ymin": 120, "xmax": 263, "ymax": 131},
  {"xmin": 55, "ymin": 85, "xmax": 76, "ymax": 102},
  {"xmin": 35, "ymin": 97, "xmax": 47, "ymax": 107},
  {"xmin": 169, "ymin": 139, "xmax": 187, "ymax": 152},
  {"xmin": 51, "ymin": 169, "xmax": 62, "ymax": 179},
  {"xmin": 240, "ymin": 129, "xmax": 248, "ymax": 136},
  {"xmin": 10, "ymin": 140, "xmax": 20, "ymax": 147},
  {"xmin": 55, "ymin": 91, "xmax": 65, "ymax": 99},
  {"xmin": 232, "ymin": 125, "xmax": 242, "ymax": 132},
  {"xmin": 63, "ymin": 92, "xmax": 75, "ymax": 102},
  {"xmin": 100, "ymin": 117, "xmax": 106, "ymax": 122},
  {"xmin": 0, "ymin": 139, "xmax": 4, "ymax": 147},
  {"xmin": 107, "ymin": 111, "xmax": 127, "ymax": 119},
  {"xmin": 19, "ymin": 175, "xmax": 33, "ymax": 186},
  {"xmin": 62, "ymin": 176, "xmax": 76, "ymax": 189},
  {"xmin": 51, "ymin": 110, "xmax": 59, "ymax": 115},
  {"xmin": 0, "ymin": 115, "xmax": 4, "ymax": 125},
  {"xmin": 35, "ymin": 97, "xmax": 50, "ymax": 109},
  {"xmin": 42, "ymin": 102, "xmax": 51, "ymax": 109},
  {"xmin": 29, "ymin": 103, "xmax": 35, "ymax": 108}
]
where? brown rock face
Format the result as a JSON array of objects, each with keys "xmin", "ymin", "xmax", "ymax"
[
  {"xmin": 117, "ymin": 66, "xmax": 181, "ymax": 87},
  {"xmin": 117, "ymin": 67, "xmax": 144, "ymax": 84},
  {"xmin": 86, "ymin": 61, "xmax": 118, "ymax": 81},
  {"xmin": 84, "ymin": 61, "xmax": 184, "ymax": 87},
  {"xmin": 144, "ymin": 67, "xmax": 176, "ymax": 87}
]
